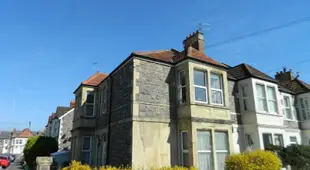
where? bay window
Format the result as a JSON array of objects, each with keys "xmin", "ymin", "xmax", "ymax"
[
  {"xmin": 283, "ymin": 96, "xmax": 292, "ymax": 120},
  {"xmin": 256, "ymin": 84, "xmax": 267, "ymax": 112},
  {"xmin": 262, "ymin": 133, "xmax": 272, "ymax": 148},
  {"xmin": 181, "ymin": 131, "xmax": 189, "ymax": 167},
  {"xmin": 211, "ymin": 73, "xmax": 223, "ymax": 105},
  {"xmin": 197, "ymin": 130, "xmax": 229, "ymax": 170},
  {"xmin": 267, "ymin": 86, "xmax": 277, "ymax": 113},
  {"xmin": 178, "ymin": 71, "xmax": 187, "ymax": 104},
  {"xmin": 194, "ymin": 70, "xmax": 208, "ymax": 102},
  {"xmin": 86, "ymin": 91, "xmax": 95, "ymax": 117},
  {"xmin": 241, "ymin": 84, "xmax": 248, "ymax": 111},
  {"xmin": 81, "ymin": 136, "xmax": 92, "ymax": 164}
]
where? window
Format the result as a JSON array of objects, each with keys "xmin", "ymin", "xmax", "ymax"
[
  {"xmin": 300, "ymin": 98, "xmax": 309, "ymax": 120},
  {"xmin": 4, "ymin": 140, "xmax": 7, "ymax": 144},
  {"xmin": 274, "ymin": 134, "xmax": 284, "ymax": 146},
  {"xmin": 75, "ymin": 95, "xmax": 81, "ymax": 111},
  {"xmin": 262, "ymin": 133, "xmax": 273, "ymax": 148},
  {"xmin": 290, "ymin": 136, "xmax": 297, "ymax": 145},
  {"xmin": 215, "ymin": 132, "xmax": 229, "ymax": 170},
  {"xmin": 85, "ymin": 92, "xmax": 95, "ymax": 117},
  {"xmin": 178, "ymin": 71, "xmax": 187, "ymax": 104},
  {"xmin": 20, "ymin": 140, "xmax": 23, "ymax": 144},
  {"xmin": 245, "ymin": 134, "xmax": 253, "ymax": 149},
  {"xmin": 284, "ymin": 96, "xmax": 292, "ymax": 119},
  {"xmin": 256, "ymin": 84, "xmax": 267, "ymax": 112},
  {"xmin": 197, "ymin": 131, "xmax": 213, "ymax": 170},
  {"xmin": 81, "ymin": 136, "xmax": 92, "ymax": 164},
  {"xmin": 100, "ymin": 87, "xmax": 107, "ymax": 115},
  {"xmin": 267, "ymin": 86, "xmax": 278, "ymax": 113},
  {"xmin": 194, "ymin": 70, "xmax": 208, "ymax": 102},
  {"xmin": 305, "ymin": 98, "xmax": 310, "ymax": 119},
  {"xmin": 181, "ymin": 131, "xmax": 189, "ymax": 167},
  {"xmin": 210, "ymin": 73, "xmax": 223, "ymax": 105},
  {"xmin": 241, "ymin": 85, "xmax": 249, "ymax": 111},
  {"xmin": 101, "ymin": 134, "xmax": 107, "ymax": 165}
]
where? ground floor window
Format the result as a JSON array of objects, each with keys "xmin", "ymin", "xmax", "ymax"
[
  {"xmin": 181, "ymin": 131, "xmax": 189, "ymax": 167},
  {"xmin": 274, "ymin": 134, "xmax": 284, "ymax": 146},
  {"xmin": 197, "ymin": 130, "xmax": 229, "ymax": 170},
  {"xmin": 262, "ymin": 133, "xmax": 273, "ymax": 148},
  {"xmin": 101, "ymin": 134, "xmax": 107, "ymax": 166},
  {"xmin": 290, "ymin": 136, "xmax": 297, "ymax": 145},
  {"xmin": 82, "ymin": 136, "xmax": 92, "ymax": 164}
]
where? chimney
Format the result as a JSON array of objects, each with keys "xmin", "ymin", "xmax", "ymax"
[
  {"xmin": 183, "ymin": 30, "xmax": 205, "ymax": 54},
  {"xmin": 275, "ymin": 67, "xmax": 294, "ymax": 82},
  {"xmin": 70, "ymin": 100, "xmax": 76, "ymax": 108}
]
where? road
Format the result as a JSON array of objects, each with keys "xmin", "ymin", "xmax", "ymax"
[{"xmin": 5, "ymin": 159, "xmax": 23, "ymax": 170}]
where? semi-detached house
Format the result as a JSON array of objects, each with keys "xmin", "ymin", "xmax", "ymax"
[{"xmin": 70, "ymin": 30, "xmax": 310, "ymax": 170}]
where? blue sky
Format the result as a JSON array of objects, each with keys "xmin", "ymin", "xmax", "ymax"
[{"xmin": 0, "ymin": 0, "xmax": 310, "ymax": 131}]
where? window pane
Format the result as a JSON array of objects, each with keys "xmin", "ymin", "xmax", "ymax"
[
  {"xmin": 262, "ymin": 134, "xmax": 272, "ymax": 148},
  {"xmin": 182, "ymin": 132, "xmax": 188, "ymax": 150},
  {"xmin": 242, "ymin": 85, "xmax": 248, "ymax": 97},
  {"xmin": 182, "ymin": 153, "xmax": 189, "ymax": 167},
  {"xmin": 198, "ymin": 153, "xmax": 212, "ymax": 170},
  {"xmin": 194, "ymin": 70, "xmax": 206, "ymax": 86},
  {"xmin": 215, "ymin": 132, "xmax": 228, "ymax": 150},
  {"xmin": 216, "ymin": 152, "xmax": 228, "ymax": 170},
  {"xmin": 211, "ymin": 73, "xmax": 221, "ymax": 89},
  {"xmin": 284, "ymin": 97, "xmax": 290, "ymax": 107},
  {"xmin": 286, "ymin": 108, "xmax": 292, "ymax": 119},
  {"xmin": 269, "ymin": 101, "xmax": 277, "ymax": 113},
  {"xmin": 195, "ymin": 87, "xmax": 207, "ymax": 102},
  {"xmin": 179, "ymin": 71, "xmax": 186, "ymax": 86},
  {"xmin": 83, "ymin": 137, "xmax": 91, "ymax": 150},
  {"xmin": 181, "ymin": 87, "xmax": 186, "ymax": 103},
  {"xmin": 256, "ymin": 84, "xmax": 265, "ymax": 98},
  {"xmin": 267, "ymin": 87, "xmax": 276, "ymax": 100},
  {"xmin": 86, "ymin": 93, "xmax": 94, "ymax": 103},
  {"xmin": 290, "ymin": 136, "xmax": 297, "ymax": 143},
  {"xmin": 243, "ymin": 99, "xmax": 248, "ymax": 111},
  {"xmin": 274, "ymin": 134, "xmax": 284, "ymax": 146},
  {"xmin": 300, "ymin": 98, "xmax": 305, "ymax": 108},
  {"xmin": 81, "ymin": 152, "xmax": 90, "ymax": 164},
  {"xmin": 258, "ymin": 98, "xmax": 267, "ymax": 111},
  {"xmin": 197, "ymin": 131, "xmax": 211, "ymax": 150},
  {"xmin": 212, "ymin": 90, "xmax": 223, "ymax": 104},
  {"xmin": 86, "ymin": 105, "xmax": 94, "ymax": 116}
]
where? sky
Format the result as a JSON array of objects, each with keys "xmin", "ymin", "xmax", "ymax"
[{"xmin": 0, "ymin": 0, "xmax": 310, "ymax": 131}]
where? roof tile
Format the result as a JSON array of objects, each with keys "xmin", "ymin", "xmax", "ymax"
[{"xmin": 82, "ymin": 72, "xmax": 108, "ymax": 86}]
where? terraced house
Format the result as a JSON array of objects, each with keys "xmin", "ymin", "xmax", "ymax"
[{"xmin": 70, "ymin": 30, "xmax": 310, "ymax": 170}]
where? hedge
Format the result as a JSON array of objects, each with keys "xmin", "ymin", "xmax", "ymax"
[
  {"xmin": 23, "ymin": 136, "xmax": 58, "ymax": 168},
  {"xmin": 225, "ymin": 150, "xmax": 282, "ymax": 170}
]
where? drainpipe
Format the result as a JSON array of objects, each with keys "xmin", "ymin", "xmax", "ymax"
[{"xmin": 106, "ymin": 77, "xmax": 113, "ymax": 165}]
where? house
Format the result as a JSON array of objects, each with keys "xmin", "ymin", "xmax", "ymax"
[
  {"xmin": 58, "ymin": 101, "xmax": 75, "ymax": 150},
  {"xmin": 0, "ymin": 131, "xmax": 11, "ymax": 154},
  {"xmin": 7, "ymin": 128, "xmax": 34, "ymax": 155},
  {"xmin": 71, "ymin": 30, "xmax": 239, "ymax": 170},
  {"xmin": 228, "ymin": 64, "xmax": 301, "ymax": 151},
  {"xmin": 45, "ymin": 104, "xmax": 72, "ymax": 140}
]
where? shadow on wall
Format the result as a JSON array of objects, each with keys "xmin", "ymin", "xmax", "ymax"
[{"xmin": 166, "ymin": 67, "xmax": 178, "ymax": 166}]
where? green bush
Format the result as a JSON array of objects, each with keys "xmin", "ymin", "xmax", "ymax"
[
  {"xmin": 23, "ymin": 136, "xmax": 58, "ymax": 168},
  {"xmin": 225, "ymin": 150, "xmax": 282, "ymax": 170}
]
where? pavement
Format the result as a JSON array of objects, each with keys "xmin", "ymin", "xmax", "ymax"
[{"xmin": 2, "ymin": 159, "xmax": 24, "ymax": 170}]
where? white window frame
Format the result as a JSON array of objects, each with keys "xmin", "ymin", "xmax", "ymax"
[
  {"xmin": 194, "ymin": 69, "xmax": 208, "ymax": 103},
  {"xmin": 262, "ymin": 133, "xmax": 273, "ymax": 148},
  {"xmin": 266, "ymin": 86, "xmax": 278, "ymax": 114},
  {"xmin": 214, "ymin": 131, "xmax": 229, "ymax": 170},
  {"xmin": 274, "ymin": 134, "xmax": 284, "ymax": 146},
  {"xmin": 85, "ymin": 91, "xmax": 95, "ymax": 117},
  {"xmin": 82, "ymin": 136, "xmax": 92, "ymax": 164},
  {"xmin": 241, "ymin": 84, "xmax": 249, "ymax": 111},
  {"xmin": 289, "ymin": 136, "xmax": 298, "ymax": 145},
  {"xmin": 283, "ymin": 96, "xmax": 293, "ymax": 120},
  {"xmin": 256, "ymin": 83, "xmax": 268, "ymax": 113},
  {"xmin": 178, "ymin": 70, "xmax": 187, "ymax": 104},
  {"xmin": 180, "ymin": 131, "xmax": 189, "ymax": 166},
  {"xmin": 197, "ymin": 130, "xmax": 213, "ymax": 169},
  {"xmin": 210, "ymin": 73, "xmax": 224, "ymax": 106}
]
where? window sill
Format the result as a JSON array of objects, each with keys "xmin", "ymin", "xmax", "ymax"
[
  {"xmin": 256, "ymin": 112, "xmax": 282, "ymax": 117},
  {"xmin": 192, "ymin": 102, "xmax": 229, "ymax": 110},
  {"xmin": 284, "ymin": 119, "xmax": 298, "ymax": 122}
]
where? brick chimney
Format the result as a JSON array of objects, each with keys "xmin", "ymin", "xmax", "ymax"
[
  {"xmin": 275, "ymin": 67, "xmax": 294, "ymax": 82},
  {"xmin": 70, "ymin": 100, "xmax": 75, "ymax": 108},
  {"xmin": 183, "ymin": 30, "xmax": 205, "ymax": 54}
]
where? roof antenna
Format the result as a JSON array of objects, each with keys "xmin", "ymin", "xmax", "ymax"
[
  {"xmin": 93, "ymin": 61, "xmax": 99, "ymax": 73},
  {"xmin": 197, "ymin": 22, "xmax": 211, "ymax": 31}
]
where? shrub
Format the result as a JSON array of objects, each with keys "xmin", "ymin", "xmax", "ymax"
[
  {"xmin": 225, "ymin": 150, "xmax": 282, "ymax": 170},
  {"xmin": 23, "ymin": 136, "xmax": 58, "ymax": 168},
  {"xmin": 63, "ymin": 161, "xmax": 91, "ymax": 170}
]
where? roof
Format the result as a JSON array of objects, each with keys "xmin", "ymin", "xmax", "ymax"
[
  {"xmin": 82, "ymin": 72, "xmax": 108, "ymax": 86},
  {"xmin": 228, "ymin": 63, "xmax": 277, "ymax": 83},
  {"xmin": 278, "ymin": 84, "xmax": 296, "ymax": 94},
  {"xmin": 134, "ymin": 46, "xmax": 227, "ymax": 68},
  {"xmin": 279, "ymin": 78, "xmax": 310, "ymax": 94},
  {"xmin": 0, "ymin": 131, "xmax": 11, "ymax": 139},
  {"xmin": 56, "ymin": 106, "xmax": 71, "ymax": 118},
  {"xmin": 16, "ymin": 128, "xmax": 34, "ymax": 138}
]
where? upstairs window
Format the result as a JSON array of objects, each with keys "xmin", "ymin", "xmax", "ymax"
[
  {"xmin": 86, "ymin": 91, "xmax": 95, "ymax": 117},
  {"xmin": 241, "ymin": 84, "xmax": 249, "ymax": 111},
  {"xmin": 299, "ymin": 98, "xmax": 310, "ymax": 120},
  {"xmin": 267, "ymin": 87, "xmax": 278, "ymax": 113},
  {"xmin": 194, "ymin": 70, "xmax": 208, "ymax": 102},
  {"xmin": 211, "ymin": 73, "xmax": 223, "ymax": 105},
  {"xmin": 256, "ymin": 84, "xmax": 267, "ymax": 112},
  {"xmin": 284, "ymin": 96, "xmax": 292, "ymax": 120},
  {"xmin": 100, "ymin": 87, "xmax": 107, "ymax": 115},
  {"xmin": 178, "ymin": 71, "xmax": 187, "ymax": 104}
]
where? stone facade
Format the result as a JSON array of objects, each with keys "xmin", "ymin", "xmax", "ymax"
[{"xmin": 59, "ymin": 109, "xmax": 74, "ymax": 150}]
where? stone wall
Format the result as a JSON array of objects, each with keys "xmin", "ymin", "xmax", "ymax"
[
  {"xmin": 108, "ymin": 122, "xmax": 132, "ymax": 166},
  {"xmin": 135, "ymin": 60, "xmax": 176, "ymax": 119},
  {"xmin": 59, "ymin": 109, "xmax": 74, "ymax": 150}
]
